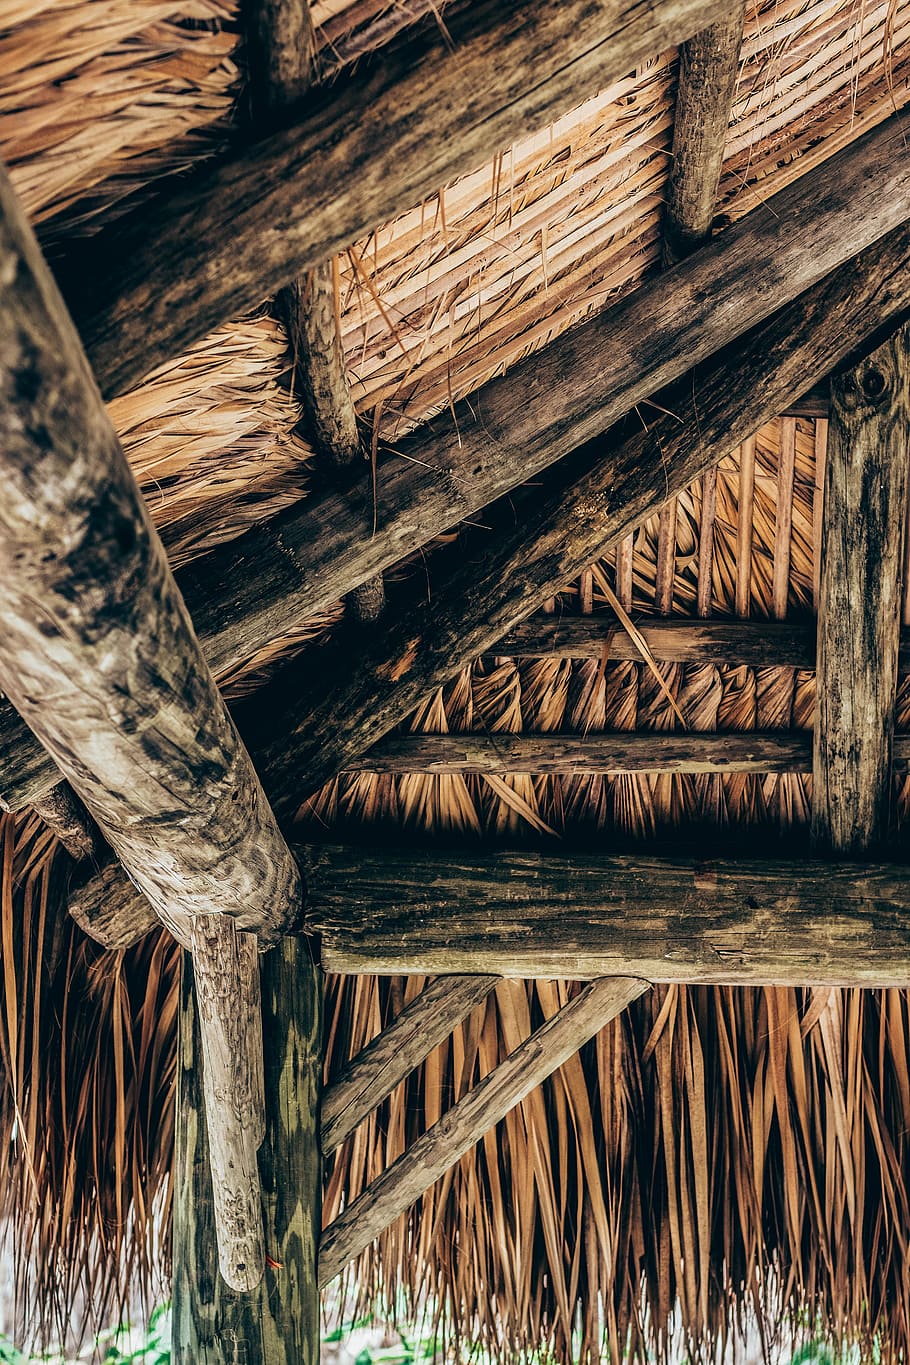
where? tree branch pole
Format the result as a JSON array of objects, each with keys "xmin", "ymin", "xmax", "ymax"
[{"xmin": 0, "ymin": 164, "xmax": 304, "ymax": 1290}]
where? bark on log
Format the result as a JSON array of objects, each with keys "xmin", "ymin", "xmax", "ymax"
[
  {"xmin": 66, "ymin": 220, "xmax": 910, "ymax": 951},
  {"xmin": 340, "ymin": 732, "xmax": 910, "ymax": 775},
  {"xmin": 173, "ymin": 939, "xmax": 322, "ymax": 1363},
  {"xmin": 190, "ymin": 919, "xmax": 266, "ymax": 1291},
  {"xmin": 662, "ymin": 5, "xmax": 745, "ymax": 265},
  {"xmin": 304, "ymin": 846, "xmax": 910, "ymax": 987},
  {"xmin": 0, "ymin": 163, "xmax": 301, "ymax": 944},
  {"xmin": 322, "ymin": 974, "xmax": 498, "ymax": 1153},
  {"xmin": 318, "ymin": 975, "xmax": 647, "ymax": 1283},
  {"xmin": 4, "ymin": 118, "xmax": 909, "ymax": 812},
  {"xmin": 812, "ymin": 322, "xmax": 910, "ymax": 854},
  {"xmin": 62, "ymin": 0, "xmax": 728, "ymax": 398},
  {"xmin": 31, "ymin": 786, "xmax": 99, "ymax": 861}
]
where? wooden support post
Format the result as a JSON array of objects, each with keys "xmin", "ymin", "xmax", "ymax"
[
  {"xmin": 303, "ymin": 845, "xmax": 910, "ymax": 987},
  {"xmin": 812, "ymin": 322, "xmax": 910, "ymax": 853},
  {"xmin": 322, "ymin": 974, "xmax": 498, "ymax": 1153},
  {"xmin": 662, "ymin": 5, "xmax": 745, "ymax": 265},
  {"xmin": 318, "ymin": 975, "xmax": 647, "ymax": 1283},
  {"xmin": 2, "ymin": 123, "xmax": 909, "ymax": 813},
  {"xmin": 173, "ymin": 938, "xmax": 322, "ymax": 1362},
  {"xmin": 66, "ymin": 223, "xmax": 910, "ymax": 953},
  {"xmin": 0, "ymin": 164, "xmax": 305, "ymax": 1290}
]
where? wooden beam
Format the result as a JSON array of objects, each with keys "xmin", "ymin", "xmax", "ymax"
[
  {"xmin": 62, "ymin": 0, "xmax": 727, "ymax": 399},
  {"xmin": 493, "ymin": 616, "xmax": 820, "ymax": 667},
  {"xmin": 304, "ymin": 845, "xmax": 910, "ymax": 987},
  {"xmin": 66, "ymin": 220, "xmax": 910, "ymax": 952},
  {"xmin": 3, "ymin": 120, "xmax": 908, "ymax": 812},
  {"xmin": 321, "ymin": 974, "xmax": 498, "ymax": 1154},
  {"xmin": 812, "ymin": 322, "xmax": 910, "ymax": 853},
  {"xmin": 341, "ymin": 731, "xmax": 910, "ymax": 775},
  {"xmin": 173, "ymin": 937, "xmax": 322, "ymax": 1362},
  {"xmin": 0, "ymin": 164, "xmax": 305, "ymax": 1290},
  {"xmin": 662, "ymin": 5, "xmax": 745, "ymax": 265},
  {"xmin": 318, "ymin": 975, "xmax": 647, "ymax": 1283}
]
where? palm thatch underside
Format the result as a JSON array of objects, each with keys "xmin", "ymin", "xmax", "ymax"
[{"xmin": 3, "ymin": 0, "xmax": 910, "ymax": 1359}]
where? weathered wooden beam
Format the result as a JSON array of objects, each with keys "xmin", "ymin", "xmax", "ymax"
[
  {"xmin": 0, "ymin": 164, "xmax": 306, "ymax": 1291},
  {"xmin": 493, "ymin": 616, "xmax": 820, "ymax": 667},
  {"xmin": 63, "ymin": 0, "xmax": 727, "ymax": 399},
  {"xmin": 66, "ymin": 220, "xmax": 910, "ymax": 952},
  {"xmin": 304, "ymin": 846, "xmax": 910, "ymax": 987},
  {"xmin": 322, "ymin": 973, "xmax": 498, "ymax": 1154},
  {"xmin": 812, "ymin": 322, "xmax": 910, "ymax": 854},
  {"xmin": 318, "ymin": 975, "xmax": 647, "ymax": 1283},
  {"xmin": 173, "ymin": 938, "xmax": 322, "ymax": 1363},
  {"xmin": 662, "ymin": 5, "xmax": 745, "ymax": 265},
  {"xmin": 342, "ymin": 731, "xmax": 910, "ymax": 775},
  {"xmin": 31, "ymin": 786, "xmax": 98, "ymax": 861},
  {"xmin": 0, "ymin": 164, "xmax": 300, "ymax": 940},
  {"xmin": 3, "ymin": 119, "xmax": 909, "ymax": 814}
]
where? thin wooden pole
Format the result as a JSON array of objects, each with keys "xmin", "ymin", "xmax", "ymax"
[
  {"xmin": 173, "ymin": 938, "xmax": 322, "ymax": 1363},
  {"xmin": 322, "ymin": 974, "xmax": 498, "ymax": 1153},
  {"xmin": 812, "ymin": 322, "xmax": 910, "ymax": 853},
  {"xmin": 318, "ymin": 976, "xmax": 647, "ymax": 1283},
  {"xmin": 735, "ymin": 437, "xmax": 755, "ymax": 618}
]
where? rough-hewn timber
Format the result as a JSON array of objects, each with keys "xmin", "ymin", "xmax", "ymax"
[
  {"xmin": 66, "ymin": 221, "xmax": 910, "ymax": 951},
  {"xmin": 322, "ymin": 974, "xmax": 498, "ymax": 1154},
  {"xmin": 31, "ymin": 786, "xmax": 98, "ymax": 861},
  {"xmin": 341, "ymin": 732, "xmax": 910, "ymax": 775},
  {"xmin": 63, "ymin": 0, "xmax": 727, "ymax": 398},
  {"xmin": 304, "ymin": 846, "xmax": 910, "ymax": 986},
  {"xmin": 812, "ymin": 322, "xmax": 910, "ymax": 854},
  {"xmin": 5, "ymin": 121, "xmax": 910, "ymax": 813},
  {"xmin": 0, "ymin": 163, "xmax": 300, "ymax": 942},
  {"xmin": 173, "ymin": 939, "xmax": 322, "ymax": 1363},
  {"xmin": 662, "ymin": 5, "xmax": 746, "ymax": 265},
  {"xmin": 318, "ymin": 976, "xmax": 647, "ymax": 1283},
  {"xmin": 493, "ymin": 617, "xmax": 823, "ymax": 666},
  {"xmin": 190, "ymin": 919, "xmax": 266, "ymax": 1291}
]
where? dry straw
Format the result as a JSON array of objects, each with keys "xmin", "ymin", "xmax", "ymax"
[{"xmin": 1, "ymin": 0, "xmax": 910, "ymax": 1359}]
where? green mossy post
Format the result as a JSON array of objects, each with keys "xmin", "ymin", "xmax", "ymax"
[{"xmin": 173, "ymin": 937, "xmax": 322, "ymax": 1364}]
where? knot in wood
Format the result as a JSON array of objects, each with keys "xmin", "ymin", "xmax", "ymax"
[{"xmin": 860, "ymin": 365, "xmax": 888, "ymax": 402}]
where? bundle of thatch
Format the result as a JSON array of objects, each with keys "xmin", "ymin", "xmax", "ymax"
[{"xmin": 2, "ymin": 0, "xmax": 910, "ymax": 1358}]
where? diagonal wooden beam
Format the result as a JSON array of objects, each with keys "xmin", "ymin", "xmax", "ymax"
[
  {"xmin": 662, "ymin": 5, "xmax": 745, "ymax": 266},
  {"xmin": 6, "ymin": 116, "xmax": 910, "ymax": 815},
  {"xmin": 304, "ymin": 845, "xmax": 910, "ymax": 987},
  {"xmin": 318, "ymin": 975, "xmax": 648, "ymax": 1283},
  {"xmin": 0, "ymin": 164, "xmax": 307, "ymax": 1292},
  {"xmin": 66, "ymin": 219, "xmax": 910, "ymax": 952},
  {"xmin": 321, "ymin": 974, "xmax": 498, "ymax": 1154},
  {"xmin": 812, "ymin": 321, "xmax": 910, "ymax": 854},
  {"xmin": 61, "ymin": 0, "xmax": 728, "ymax": 399}
]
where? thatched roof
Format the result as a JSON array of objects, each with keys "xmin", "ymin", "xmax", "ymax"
[{"xmin": 3, "ymin": 0, "xmax": 910, "ymax": 1358}]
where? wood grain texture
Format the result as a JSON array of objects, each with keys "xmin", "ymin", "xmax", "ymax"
[
  {"xmin": 65, "ymin": 221, "xmax": 910, "ymax": 952},
  {"xmin": 494, "ymin": 616, "xmax": 823, "ymax": 667},
  {"xmin": 318, "ymin": 975, "xmax": 648, "ymax": 1283},
  {"xmin": 31, "ymin": 786, "xmax": 98, "ymax": 861},
  {"xmin": 812, "ymin": 322, "xmax": 910, "ymax": 853},
  {"xmin": 344, "ymin": 731, "xmax": 824, "ymax": 774},
  {"xmin": 173, "ymin": 938, "xmax": 322, "ymax": 1363},
  {"xmin": 4, "ymin": 118, "xmax": 910, "ymax": 812},
  {"xmin": 61, "ymin": 0, "xmax": 727, "ymax": 398},
  {"xmin": 322, "ymin": 974, "xmax": 498, "ymax": 1153},
  {"xmin": 662, "ymin": 4, "xmax": 746, "ymax": 265},
  {"xmin": 0, "ymin": 163, "xmax": 301, "ymax": 942},
  {"xmin": 190, "ymin": 919, "xmax": 266, "ymax": 1291},
  {"xmin": 304, "ymin": 845, "xmax": 910, "ymax": 986}
]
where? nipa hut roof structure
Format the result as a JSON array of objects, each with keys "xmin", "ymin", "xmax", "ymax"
[{"xmin": 2, "ymin": 0, "xmax": 910, "ymax": 1359}]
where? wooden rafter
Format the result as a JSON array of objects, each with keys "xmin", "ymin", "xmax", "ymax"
[
  {"xmin": 318, "ymin": 976, "xmax": 648, "ymax": 1284},
  {"xmin": 65, "ymin": 218, "xmax": 910, "ymax": 952},
  {"xmin": 0, "ymin": 164, "xmax": 308, "ymax": 1292},
  {"xmin": 4, "ymin": 118, "xmax": 910, "ymax": 813},
  {"xmin": 812, "ymin": 321, "xmax": 910, "ymax": 854},
  {"xmin": 322, "ymin": 974, "xmax": 498, "ymax": 1154},
  {"xmin": 61, "ymin": 0, "xmax": 728, "ymax": 399},
  {"xmin": 304, "ymin": 845, "xmax": 910, "ymax": 986}
]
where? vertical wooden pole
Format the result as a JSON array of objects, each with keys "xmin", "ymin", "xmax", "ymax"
[
  {"xmin": 812, "ymin": 321, "xmax": 910, "ymax": 853},
  {"xmin": 174, "ymin": 939, "xmax": 322, "ymax": 1363}
]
